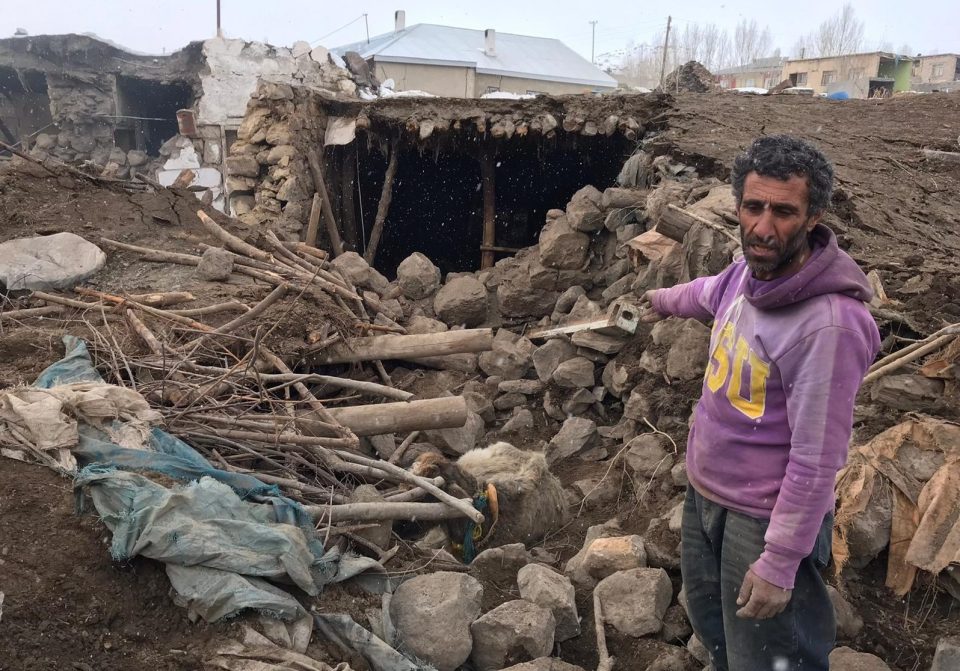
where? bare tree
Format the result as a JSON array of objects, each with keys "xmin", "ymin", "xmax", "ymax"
[
  {"xmin": 897, "ymin": 43, "xmax": 914, "ymax": 56},
  {"xmin": 676, "ymin": 22, "xmax": 733, "ymax": 72},
  {"xmin": 732, "ymin": 19, "xmax": 773, "ymax": 66},
  {"xmin": 813, "ymin": 3, "xmax": 864, "ymax": 57}
]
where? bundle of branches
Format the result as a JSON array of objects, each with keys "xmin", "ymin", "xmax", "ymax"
[{"xmin": 7, "ymin": 209, "xmax": 491, "ymax": 546}]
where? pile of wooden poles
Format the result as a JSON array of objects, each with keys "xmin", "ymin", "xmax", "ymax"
[{"xmin": 1, "ymin": 209, "xmax": 497, "ymax": 535}]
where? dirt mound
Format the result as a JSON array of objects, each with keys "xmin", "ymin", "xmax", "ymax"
[
  {"xmin": 661, "ymin": 61, "xmax": 716, "ymax": 93},
  {"xmin": 0, "ymin": 458, "xmax": 233, "ymax": 670}
]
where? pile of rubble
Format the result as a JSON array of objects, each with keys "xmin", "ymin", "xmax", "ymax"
[
  {"xmin": 3, "ymin": 91, "xmax": 960, "ymax": 669},
  {"xmin": 660, "ymin": 62, "xmax": 717, "ymax": 94}
]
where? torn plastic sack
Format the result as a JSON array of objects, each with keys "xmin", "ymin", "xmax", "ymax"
[{"xmin": 313, "ymin": 613, "xmax": 434, "ymax": 671}]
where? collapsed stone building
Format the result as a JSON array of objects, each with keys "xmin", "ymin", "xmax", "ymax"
[{"xmin": 0, "ymin": 33, "xmax": 358, "ymax": 209}]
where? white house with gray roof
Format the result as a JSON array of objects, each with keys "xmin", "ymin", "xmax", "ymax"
[{"xmin": 334, "ymin": 11, "xmax": 617, "ymax": 98}]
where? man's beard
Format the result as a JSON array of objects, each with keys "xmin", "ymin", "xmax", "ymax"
[{"xmin": 741, "ymin": 224, "xmax": 811, "ymax": 277}]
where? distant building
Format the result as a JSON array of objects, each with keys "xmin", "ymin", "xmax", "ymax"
[
  {"xmin": 715, "ymin": 57, "xmax": 787, "ymax": 89},
  {"xmin": 911, "ymin": 54, "xmax": 960, "ymax": 92},
  {"xmin": 781, "ymin": 52, "xmax": 915, "ymax": 98},
  {"xmin": 334, "ymin": 11, "xmax": 617, "ymax": 98}
]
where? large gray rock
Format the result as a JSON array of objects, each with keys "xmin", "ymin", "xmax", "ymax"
[
  {"xmin": 517, "ymin": 564, "xmax": 580, "ymax": 642},
  {"xmin": 623, "ymin": 387, "xmax": 653, "ymax": 421},
  {"xmin": 871, "ymin": 374, "xmax": 945, "ymax": 412},
  {"xmin": 570, "ymin": 330, "xmax": 628, "ymax": 355},
  {"xmin": 390, "ymin": 572, "xmax": 483, "ymax": 671},
  {"xmin": 548, "ymin": 417, "xmax": 597, "ymax": 464},
  {"xmin": 647, "ymin": 646, "xmax": 699, "ymax": 671},
  {"xmin": 660, "ymin": 603, "xmax": 692, "ymax": 644},
  {"xmin": 566, "ymin": 186, "xmax": 604, "ymax": 233},
  {"xmin": 843, "ymin": 480, "xmax": 893, "ymax": 568},
  {"xmin": 426, "ymin": 409, "xmax": 486, "ymax": 455},
  {"xmin": 686, "ymin": 633, "xmax": 710, "ymax": 665},
  {"xmin": 225, "ymin": 154, "xmax": 260, "ymax": 177},
  {"xmin": 479, "ymin": 330, "xmax": 536, "ymax": 380},
  {"xmin": 595, "ymin": 568, "xmax": 672, "ymax": 638},
  {"xmin": 501, "ymin": 658, "xmax": 586, "ymax": 671},
  {"xmin": 602, "ymin": 360, "xmax": 631, "ymax": 398},
  {"xmin": 552, "ymin": 357, "xmax": 595, "ymax": 388},
  {"xmin": 470, "ymin": 600, "xmax": 556, "ymax": 671},
  {"xmin": 330, "ymin": 252, "xmax": 390, "ymax": 294},
  {"xmin": 533, "ymin": 339, "xmax": 578, "ymax": 382},
  {"xmin": 828, "ymin": 586, "xmax": 864, "ymax": 640},
  {"xmin": 434, "ymin": 275, "xmax": 489, "ymax": 327},
  {"xmin": 539, "ymin": 216, "xmax": 590, "ymax": 269},
  {"xmin": 0, "ymin": 233, "xmax": 106, "ymax": 291},
  {"xmin": 551, "ymin": 286, "xmax": 587, "ymax": 322},
  {"xmin": 471, "ymin": 543, "xmax": 534, "ymax": 581},
  {"xmin": 828, "ymin": 647, "xmax": 892, "ymax": 671},
  {"xmin": 502, "ymin": 408, "xmax": 535, "ymax": 433},
  {"xmin": 665, "ymin": 319, "xmax": 711, "ymax": 381},
  {"xmin": 625, "ymin": 434, "xmax": 675, "ymax": 480},
  {"xmin": 195, "ymin": 246, "xmax": 234, "ymax": 281},
  {"xmin": 564, "ymin": 520, "xmax": 623, "ymax": 581},
  {"xmin": 932, "ymin": 637, "xmax": 960, "ymax": 671},
  {"xmin": 397, "ymin": 252, "xmax": 441, "ymax": 300},
  {"xmin": 572, "ymin": 535, "xmax": 647, "ymax": 589}
]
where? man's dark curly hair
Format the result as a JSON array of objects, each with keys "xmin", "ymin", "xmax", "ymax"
[{"xmin": 731, "ymin": 135, "xmax": 834, "ymax": 216}]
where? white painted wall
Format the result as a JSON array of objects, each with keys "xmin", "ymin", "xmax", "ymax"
[{"xmin": 197, "ymin": 37, "xmax": 349, "ymax": 124}]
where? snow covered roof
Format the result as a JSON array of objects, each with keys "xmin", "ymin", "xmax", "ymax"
[{"xmin": 334, "ymin": 24, "xmax": 617, "ymax": 89}]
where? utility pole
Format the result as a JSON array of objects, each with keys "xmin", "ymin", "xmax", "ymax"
[
  {"xmin": 589, "ymin": 21, "xmax": 598, "ymax": 64},
  {"xmin": 216, "ymin": 0, "xmax": 223, "ymax": 38},
  {"xmin": 364, "ymin": 13, "xmax": 370, "ymax": 44},
  {"xmin": 658, "ymin": 15, "xmax": 671, "ymax": 89}
]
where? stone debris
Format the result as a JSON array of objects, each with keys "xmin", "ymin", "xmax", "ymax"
[
  {"xmin": 390, "ymin": 572, "xmax": 483, "ymax": 671},
  {"xmin": 570, "ymin": 535, "xmax": 647, "ymax": 589},
  {"xmin": 594, "ymin": 567, "xmax": 673, "ymax": 637},
  {"xmin": 517, "ymin": 564, "xmax": 581, "ymax": 642},
  {"xmin": 661, "ymin": 62, "xmax": 717, "ymax": 93},
  {"xmin": 501, "ymin": 659, "xmax": 587, "ymax": 671},
  {"xmin": 552, "ymin": 357, "xmax": 596, "ymax": 388},
  {"xmin": 195, "ymin": 246, "xmax": 235, "ymax": 281},
  {"xmin": 548, "ymin": 417, "xmax": 597, "ymax": 464},
  {"xmin": 434, "ymin": 275, "xmax": 489, "ymax": 326},
  {"xmin": 396, "ymin": 252, "xmax": 441, "ymax": 300},
  {"xmin": 470, "ymin": 600, "xmax": 556, "ymax": 671},
  {"xmin": 0, "ymin": 233, "xmax": 106, "ymax": 291},
  {"xmin": 647, "ymin": 646, "xmax": 699, "ymax": 671},
  {"xmin": 828, "ymin": 647, "xmax": 892, "ymax": 671},
  {"xmin": 533, "ymin": 339, "xmax": 578, "ymax": 382},
  {"xmin": 931, "ymin": 637, "xmax": 960, "ymax": 671},
  {"xmin": 828, "ymin": 586, "xmax": 864, "ymax": 640}
]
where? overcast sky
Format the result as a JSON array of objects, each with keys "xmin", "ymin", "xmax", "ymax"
[{"xmin": 3, "ymin": 1, "xmax": 957, "ymax": 60}]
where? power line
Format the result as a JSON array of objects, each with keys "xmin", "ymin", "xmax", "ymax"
[{"xmin": 311, "ymin": 15, "xmax": 366, "ymax": 46}]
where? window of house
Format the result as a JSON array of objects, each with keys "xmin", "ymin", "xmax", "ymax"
[
  {"xmin": 485, "ymin": 86, "xmax": 500, "ymax": 94},
  {"xmin": 932, "ymin": 63, "xmax": 945, "ymax": 77},
  {"xmin": 912, "ymin": 64, "xmax": 921, "ymax": 76},
  {"xmin": 821, "ymin": 71, "xmax": 837, "ymax": 85},
  {"xmin": 794, "ymin": 72, "xmax": 808, "ymax": 85},
  {"xmin": 850, "ymin": 68, "xmax": 864, "ymax": 81}
]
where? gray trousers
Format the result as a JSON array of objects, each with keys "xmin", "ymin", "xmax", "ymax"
[{"xmin": 680, "ymin": 486, "xmax": 835, "ymax": 671}]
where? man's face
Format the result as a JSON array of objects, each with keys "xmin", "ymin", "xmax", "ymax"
[{"xmin": 736, "ymin": 172, "xmax": 822, "ymax": 280}]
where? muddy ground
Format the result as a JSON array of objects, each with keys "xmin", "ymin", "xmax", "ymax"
[{"xmin": 2, "ymin": 90, "xmax": 959, "ymax": 671}]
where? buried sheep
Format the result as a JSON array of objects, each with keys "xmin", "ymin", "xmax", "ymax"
[{"xmin": 409, "ymin": 441, "xmax": 570, "ymax": 560}]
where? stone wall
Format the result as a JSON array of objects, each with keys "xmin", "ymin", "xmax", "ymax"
[{"xmin": 225, "ymin": 80, "xmax": 329, "ymax": 239}]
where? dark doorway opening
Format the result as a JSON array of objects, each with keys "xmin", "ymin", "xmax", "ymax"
[
  {"xmin": 115, "ymin": 76, "xmax": 193, "ymax": 155},
  {"xmin": 352, "ymin": 132, "xmax": 633, "ymax": 277},
  {"xmin": 0, "ymin": 67, "xmax": 53, "ymax": 146}
]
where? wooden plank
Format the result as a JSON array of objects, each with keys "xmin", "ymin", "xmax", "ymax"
[
  {"xmin": 312, "ymin": 329, "xmax": 494, "ymax": 364},
  {"xmin": 364, "ymin": 138, "xmax": 399, "ymax": 265},
  {"xmin": 480, "ymin": 143, "xmax": 496, "ymax": 269},
  {"xmin": 304, "ymin": 192, "xmax": 323, "ymax": 248},
  {"xmin": 307, "ymin": 148, "xmax": 344, "ymax": 256}
]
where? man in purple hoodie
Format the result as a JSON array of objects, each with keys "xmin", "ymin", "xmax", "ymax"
[{"xmin": 642, "ymin": 135, "xmax": 880, "ymax": 670}]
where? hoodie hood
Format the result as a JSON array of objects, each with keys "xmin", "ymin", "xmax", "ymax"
[{"xmin": 743, "ymin": 224, "xmax": 873, "ymax": 310}]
